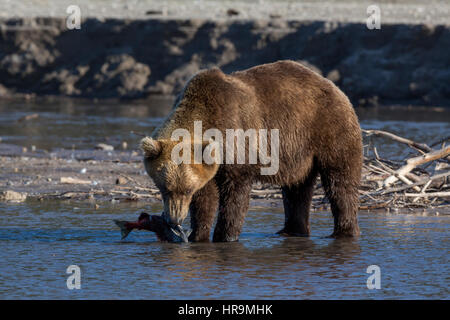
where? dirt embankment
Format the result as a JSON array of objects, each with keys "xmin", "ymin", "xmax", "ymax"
[{"xmin": 0, "ymin": 1, "xmax": 449, "ymax": 106}]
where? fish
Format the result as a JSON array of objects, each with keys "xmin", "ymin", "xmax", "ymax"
[{"xmin": 114, "ymin": 212, "xmax": 190, "ymax": 243}]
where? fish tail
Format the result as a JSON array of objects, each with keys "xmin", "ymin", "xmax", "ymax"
[{"xmin": 114, "ymin": 220, "xmax": 132, "ymax": 239}]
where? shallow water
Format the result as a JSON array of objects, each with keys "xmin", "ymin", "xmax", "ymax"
[
  {"xmin": 0, "ymin": 201, "xmax": 448, "ymax": 299},
  {"xmin": 0, "ymin": 98, "xmax": 449, "ymax": 299},
  {"xmin": 0, "ymin": 98, "xmax": 449, "ymax": 160},
  {"xmin": 0, "ymin": 98, "xmax": 171, "ymax": 151}
]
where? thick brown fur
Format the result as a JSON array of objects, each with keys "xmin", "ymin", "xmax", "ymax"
[{"xmin": 142, "ymin": 60, "xmax": 363, "ymax": 242}]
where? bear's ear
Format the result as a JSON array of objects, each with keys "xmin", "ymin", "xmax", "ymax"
[{"xmin": 140, "ymin": 137, "xmax": 162, "ymax": 159}]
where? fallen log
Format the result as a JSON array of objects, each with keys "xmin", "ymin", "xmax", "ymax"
[
  {"xmin": 403, "ymin": 192, "xmax": 450, "ymax": 198},
  {"xmin": 381, "ymin": 171, "xmax": 450, "ymax": 194},
  {"xmin": 384, "ymin": 146, "xmax": 450, "ymax": 187},
  {"xmin": 363, "ymin": 129, "xmax": 432, "ymax": 153}
]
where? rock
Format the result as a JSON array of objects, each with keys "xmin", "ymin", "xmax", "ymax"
[
  {"xmin": 91, "ymin": 54, "xmax": 151, "ymax": 98},
  {"xmin": 145, "ymin": 10, "xmax": 163, "ymax": 15},
  {"xmin": 116, "ymin": 176, "xmax": 128, "ymax": 185},
  {"xmin": 226, "ymin": 9, "xmax": 239, "ymax": 16},
  {"xmin": 0, "ymin": 190, "xmax": 27, "ymax": 202},
  {"xmin": 95, "ymin": 143, "xmax": 114, "ymax": 151}
]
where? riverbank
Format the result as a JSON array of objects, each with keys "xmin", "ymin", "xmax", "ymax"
[
  {"xmin": 0, "ymin": 1, "xmax": 450, "ymax": 106},
  {"xmin": 0, "ymin": 142, "xmax": 284, "ymax": 207},
  {"xmin": 1, "ymin": 137, "xmax": 448, "ymax": 214}
]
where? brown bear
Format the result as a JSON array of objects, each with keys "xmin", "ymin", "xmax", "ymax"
[{"xmin": 141, "ymin": 60, "xmax": 362, "ymax": 242}]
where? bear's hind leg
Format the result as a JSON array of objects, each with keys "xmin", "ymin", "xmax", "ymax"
[
  {"xmin": 320, "ymin": 167, "xmax": 360, "ymax": 237},
  {"xmin": 212, "ymin": 179, "xmax": 252, "ymax": 242},
  {"xmin": 278, "ymin": 168, "xmax": 318, "ymax": 236},
  {"xmin": 189, "ymin": 180, "xmax": 219, "ymax": 242}
]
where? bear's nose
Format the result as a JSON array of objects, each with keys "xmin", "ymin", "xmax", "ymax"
[{"xmin": 162, "ymin": 211, "xmax": 182, "ymax": 226}]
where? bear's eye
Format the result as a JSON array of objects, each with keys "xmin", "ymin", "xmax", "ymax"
[{"xmin": 185, "ymin": 188, "xmax": 194, "ymax": 196}]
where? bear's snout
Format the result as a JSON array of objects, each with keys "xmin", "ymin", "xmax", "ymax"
[{"xmin": 162, "ymin": 196, "xmax": 191, "ymax": 227}]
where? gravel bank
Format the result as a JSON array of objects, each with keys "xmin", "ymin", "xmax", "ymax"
[
  {"xmin": 2, "ymin": 0, "xmax": 450, "ymax": 25},
  {"xmin": 0, "ymin": 1, "xmax": 449, "ymax": 106},
  {"xmin": 0, "ymin": 142, "xmax": 283, "ymax": 207}
]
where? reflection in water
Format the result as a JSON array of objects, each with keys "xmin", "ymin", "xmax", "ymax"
[
  {"xmin": 0, "ymin": 99, "xmax": 449, "ymax": 161},
  {"xmin": 0, "ymin": 97, "xmax": 173, "ymax": 150},
  {"xmin": 155, "ymin": 237, "xmax": 361, "ymax": 283},
  {"xmin": 0, "ymin": 201, "xmax": 447, "ymax": 299}
]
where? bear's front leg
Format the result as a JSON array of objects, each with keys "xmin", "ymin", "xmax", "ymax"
[
  {"xmin": 189, "ymin": 179, "xmax": 219, "ymax": 242},
  {"xmin": 213, "ymin": 178, "xmax": 252, "ymax": 242}
]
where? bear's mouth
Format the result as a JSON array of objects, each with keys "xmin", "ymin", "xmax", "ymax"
[
  {"xmin": 168, "ymin": 224, "xmax": 189, "ymax": 243},
  {"xmin": 161, "ymin": 211, "xmax": 190, "ymax": 242}
]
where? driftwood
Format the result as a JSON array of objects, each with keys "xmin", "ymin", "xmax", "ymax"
[
  {"xmin": 404, "ymin": 192, "xmax": 450, "ymax": 198},
  {"xmin": 381, "ymin": 171, "xmax": 450, "ymax": 194},
  {"xmin": 384, "ymin": 147, "xmax": 450, "ymax": 187},
  {"xmin": 363, "ymin": 129, "xmax": 432, "ymax": 153},
  {"xmin": 360, "ymin": 129, "xmax": 449, "ymax": 210}
]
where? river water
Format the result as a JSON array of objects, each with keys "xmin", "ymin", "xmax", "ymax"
[
  {"xmin": 0, "ymin": 98, "xmax": 449, "ymax": 299},
  {"xmin": 0, "ymin": 201, "xmax": 448, "ymax": 299}
]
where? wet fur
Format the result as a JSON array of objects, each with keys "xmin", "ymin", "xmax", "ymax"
[{"xmin": 144, "ymin": 60, "xmax": 362, "ymax": 241}]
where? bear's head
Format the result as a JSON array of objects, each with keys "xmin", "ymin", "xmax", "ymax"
[{"xmin": 140, "ymin": 137, "xmax": 219, "ymax": 235}]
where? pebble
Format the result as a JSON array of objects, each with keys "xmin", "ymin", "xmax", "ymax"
[
  {"xmin": 116, "ymin": 176, "xmax": 128, "ymax": 185},
  {"xmin": 96, "ymin": 143, "xmax": 114, "ymax": 151}
]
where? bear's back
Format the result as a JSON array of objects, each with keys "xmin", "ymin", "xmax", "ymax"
[{"xmin": 157, "ymin": 60, "xmax": 356, "ymax": 144}]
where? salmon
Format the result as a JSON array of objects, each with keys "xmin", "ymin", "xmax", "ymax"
[{"xmin": 114, "ymin": 212, "xmax": 190, "ymax": 242}]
